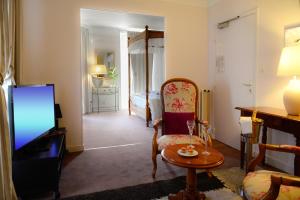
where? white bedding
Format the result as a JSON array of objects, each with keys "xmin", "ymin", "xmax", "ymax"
[
  {"xmin": 131, "ymin": 94, "xmax": 146, "ymax": 108},
  {"xmin": 131, "ymin": 92, "xmax": 162, "ymax": 121},
  {"xmin": 149, "ymin": 92, "xmax": 161, "ymax": 121}
]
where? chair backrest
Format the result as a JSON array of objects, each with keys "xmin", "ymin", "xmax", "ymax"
[{"xmin": 160, "ymin": 78, "xmax": 199, "ymax": 135}]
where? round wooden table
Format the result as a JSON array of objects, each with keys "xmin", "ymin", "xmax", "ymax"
[{"xmin": 161, "ymin": 144, "xmax": 224, "ymax": 200}]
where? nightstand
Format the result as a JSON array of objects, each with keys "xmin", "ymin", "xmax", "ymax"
[{"xmin": 92, "ymin": 86, "xmax": 119, "ymax": 112}]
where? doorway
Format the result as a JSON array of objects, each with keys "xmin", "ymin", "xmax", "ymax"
[
  {"xmin": 213, "ymin": 10, "xmax": 257, "ymax": 150},
  {"xmin": 80, "ymin": 9, "xmax": 165, "ymax": 149}
]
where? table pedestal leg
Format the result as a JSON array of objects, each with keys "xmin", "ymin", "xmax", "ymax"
[{"xmin": 168, "ymin": 168, "xmax": 205, "ymax": 200}]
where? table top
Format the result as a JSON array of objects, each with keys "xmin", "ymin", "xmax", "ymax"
[
  {"xmin": 235, "ymin": 106, "xmax": 300, "ymax": 122},
  {"xmin": 161, "ymin": 144, "xmax": 224, "ymax": 169}
]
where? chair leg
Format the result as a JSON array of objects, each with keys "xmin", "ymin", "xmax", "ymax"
[
  {"xmin": 240, "ymin": 136, "xmax": 245, "ymax": 169},
  {"xmin": 152, "ymin": 142, "xmax": 158, "ymax": 178},
  {"xmin": 152, "ymin": 152, "xmax": 157, "ymax": 178}
]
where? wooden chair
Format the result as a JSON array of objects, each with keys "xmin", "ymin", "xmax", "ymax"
[
  {"xmin": 152, "ymin": 78, "xmax": 211, "ymax": 178},
  {"xmin": 243, "ymin": 143, "xmax": 300, "ymax": 200}
]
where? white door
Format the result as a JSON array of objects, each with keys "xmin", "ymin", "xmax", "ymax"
[{"xmin": 214, "ymin": 11, "xmax": 256, "ymax": 150}]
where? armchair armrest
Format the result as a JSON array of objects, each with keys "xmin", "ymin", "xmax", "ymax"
[
  {"xmin": 265, "ymin": 144, "xmax": 300, "ymax": 155},
  {"xmin": 262, "ymin": 175, "xmax": 300, "ymax": 200},
  {"xmin": 248, "ymin": 144, "xmax": 300, "ymax": 173},
  {"xmin": 152, "ymin": 119, "xmax": 163, "ymax": 150},
  {"xmin": 246, "ymin": 144, "xmax": 300, "ymax": 199},
  {"xmin": 153, "ymin": 119, "xmax": 163, "ymax": 132}
]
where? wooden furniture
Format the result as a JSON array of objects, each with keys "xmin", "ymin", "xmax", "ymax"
[
  {"xmin": 243, "ymin": 143, "xmax": 300, "ymax": 200},
  {"xmin": 128, "ymin": 25, "xmax": 164, "ymax": 127},
  {"xmin": 236, "ymin": 106, "xmax": 300, "ymax": 176},
  {"xmin": 92, "ymin": 86, "xmax": 119, "ymax": 112},
  {"xmin": 152, "ymin": 78, "xmax": 212, "ymax": 178},
  {"xmin": 13, "ymin": 129, "xmax": 66, "ymax": 199},
  {"xmin": 161, "ymin": 144, "xmax": 224, "ymax": 200}
]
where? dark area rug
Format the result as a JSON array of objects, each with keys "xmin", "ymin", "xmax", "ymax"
[{"xmin": 63, "ymin": 172, "xmax": 224, "ymax": 200}]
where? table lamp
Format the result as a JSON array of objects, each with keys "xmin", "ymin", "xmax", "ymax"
[
  {"xmin": 92, "ymin": 64, "xmax": 107, "ymax": 78},
  {"xmin": 277, "ymin": 45, "xmax": 300, "ymax": 115},
  {"xmin": 91, "ymin": 64, "xmax": 107, "ymax": 88}
]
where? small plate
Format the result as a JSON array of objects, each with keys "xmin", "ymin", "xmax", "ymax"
[{"xmin": 177, "ymin": 149, "xmax": 198, "ymax": 157}]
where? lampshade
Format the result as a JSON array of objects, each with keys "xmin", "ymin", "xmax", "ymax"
[
  {"xmin": 277, "ymin": 45, "xmax": 300, "ymax": 115},
  {"xmin": 277, "ymin": 45, "xmax": 300, "ymax": 76},
  {"xmin": 92, "ymin": 64, "xmax": 107, "ymax": 77}
]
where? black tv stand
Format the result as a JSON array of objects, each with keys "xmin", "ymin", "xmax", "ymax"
[
  {"xmin": 13, "ymin": 128, "xmax": 66, "ymax": 199},
  {"xmin": 21, "ymin": 138, "xmax": 52, "ymax": 153}
]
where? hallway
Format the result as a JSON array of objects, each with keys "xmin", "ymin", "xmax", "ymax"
[{"xmin": 83, "ymin": 111, "xmax": 151, "ymax": 149}]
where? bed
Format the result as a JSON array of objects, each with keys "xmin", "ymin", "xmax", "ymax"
[{"xmin": 128, "ymin": 26, "xmax": 165, "ymax": 127}]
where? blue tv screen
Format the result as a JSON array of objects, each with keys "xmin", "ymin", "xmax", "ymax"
[{"xmin": 10, "ymin": 85, "xmax": 55, "ymax": 150}]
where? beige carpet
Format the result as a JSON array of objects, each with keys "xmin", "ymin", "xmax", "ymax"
[
  {"xmin": 157, "ymin": 167, "xmax": 245, "ymax": 200},
  {"xmin": 61, "ymin": 111, "xmax": 187, "ymax": 198},
  {"xmin": 212, "ymin": 167, "xmax": 245, "ymax": 194},
  {"xmin": 157, "ymin": 166, "xmax": 246, "ymax": 199},
  {"xmin": 59, "ymin": 111, "xmax": 241, "ymax": 198},
  {"xmin": 157, "ymin": 188, "xmax": 242, "ymax": 200}
]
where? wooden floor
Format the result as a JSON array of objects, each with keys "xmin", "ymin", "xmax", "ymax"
[{"xmin": 212, "ymin": 140, "xmax": 240, "ymax": 169}]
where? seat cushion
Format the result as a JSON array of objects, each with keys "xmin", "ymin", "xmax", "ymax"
[
  {"xmin": 243, "ymin": 170, "xmax": 300, "ymax": 200},
  {"xmin": 157, "ymin": 134, "xmax": 204, "ymax": 151}
]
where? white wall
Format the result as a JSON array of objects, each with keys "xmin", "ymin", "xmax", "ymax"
[
  {"xmin": 92, "ymin": 26, "xmax": 120, "ymax": 70},
  {"xmin": 20, "ymin": 0, "xmax": 208, "ymax": 152},
  {"xmin": 209, "ymin": 0, "xmax": 300, "ymax": 173}
]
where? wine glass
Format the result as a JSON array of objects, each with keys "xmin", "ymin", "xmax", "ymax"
[
  {"xmin": 186, "ymin": 120, "xmax": 195, "ymax": 148},
  {"xmin": 201, "ymin": 124, "xmax": 213, "ymax": 155}
]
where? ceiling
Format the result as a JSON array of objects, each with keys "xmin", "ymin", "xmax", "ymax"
[
  {"xmin": 80, "ymin": 9, "xmax": 165, "ymax": 31},
  {"xmin": 80, "ymin": 0, "xmax": 220, "ymax": 31},
  {"xmin": 80, "ymin": 0, "xmax": 218, "ymax": 53},
  {"xmin": 160, "ymin": 0, "xmax": 219, "ymax": 7}
]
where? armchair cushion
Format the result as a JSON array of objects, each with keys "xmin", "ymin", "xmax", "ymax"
[
  {"xmin": 157, "ymin": 134, "xmax": 204, "ymax": 151},
  {"xmin": 163, "ymin": 112, "xmax": 195, "ymax": 135},
  {"xmin": 243, "ymin": 170, "xmax": 300, "ymax": 200}
]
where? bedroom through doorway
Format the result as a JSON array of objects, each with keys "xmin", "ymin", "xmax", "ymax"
[{"xmin": 80, "ymin": 8, "xmax": 165, "ymax": 150}]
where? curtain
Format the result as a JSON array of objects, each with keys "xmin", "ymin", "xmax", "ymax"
[
  {"xmin": 130, "ymin": 54, "xmax": 145, "ymax": 95},
  {"xmin": 81, "ymin": 27, "xmax": 90, "ymax": 114},
  {"xmin": 149, "ymin": 38, "xmax": 165, "ymax": 92},
  {"xmin": 81, "ymin": 27, "xmax": 96, "ymax": 114},
  {"xmin": 129, "ymin": 38, "xmax": 165, "ymax": 93},
  {"xmin": 128, "ymin": 39, "xmax": 144, "ymax": 54},
  {"xmin": 0, "ymin": 0, "xmax": 17, "ymax": 199}
]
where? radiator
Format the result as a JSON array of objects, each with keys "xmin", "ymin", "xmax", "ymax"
[{"xmin": 200, "ymin": 90, "xmax": 211, "ymax": 123}]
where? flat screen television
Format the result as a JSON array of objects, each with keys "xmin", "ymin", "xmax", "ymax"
[{"xmin": 8, "ymin": 84, "xmax": 55, "ymax": 151}]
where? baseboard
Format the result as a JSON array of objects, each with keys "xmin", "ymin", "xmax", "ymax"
[
  {"xmin": 67, "ymin": 145, "xmax": 84, "ymax": 152},
  {"xmin": 265, "ymin": 154, "xmax": 293, "ymax": 174}
]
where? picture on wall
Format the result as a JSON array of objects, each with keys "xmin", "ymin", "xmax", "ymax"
[{"xmin": 104, "ymin": 52, "xmax": 114, "ymax": 69}]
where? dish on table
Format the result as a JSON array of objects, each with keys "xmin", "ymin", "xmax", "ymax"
[{"xmin": 177, "ymin": 148, "xmax": 198, "ymax": 157}]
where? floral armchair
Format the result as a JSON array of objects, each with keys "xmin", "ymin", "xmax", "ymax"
[
  {"xmin": 152, "ymin": 78, "xmax": 211, "ymax": 178},
  {"xmin": 243, "ymin": 143, "xmax": 300, "ymax": 200}
]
